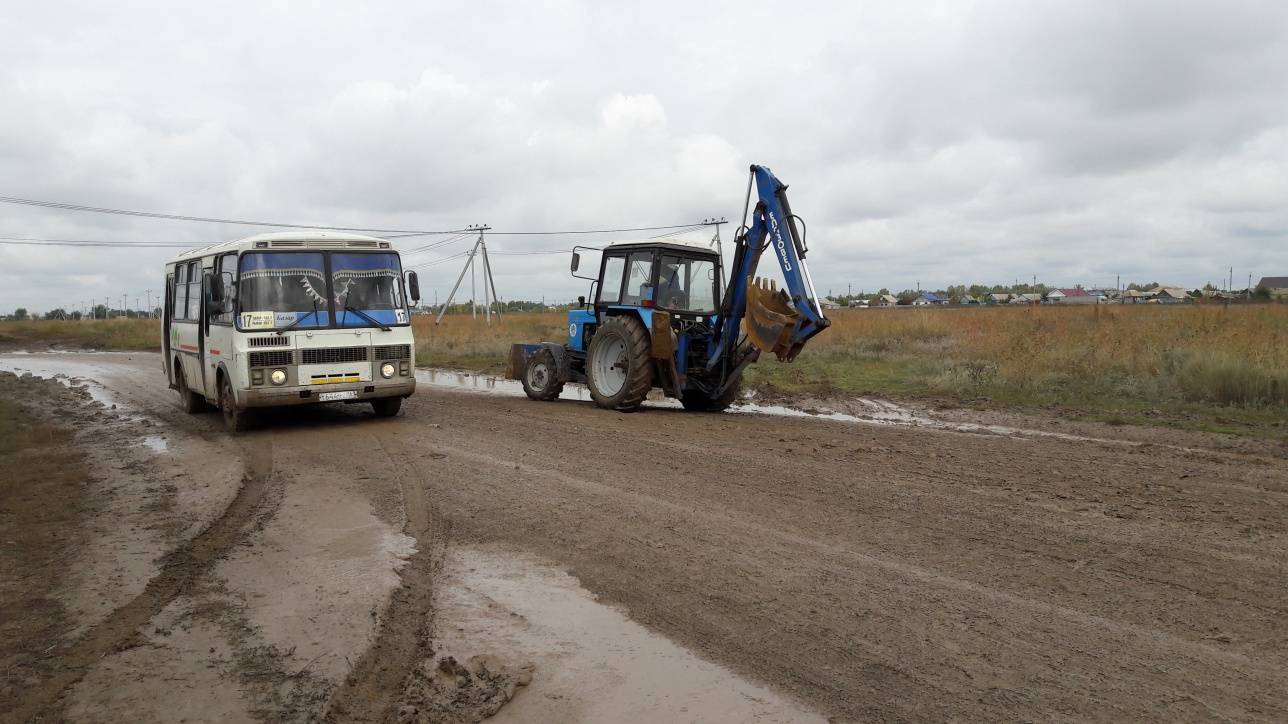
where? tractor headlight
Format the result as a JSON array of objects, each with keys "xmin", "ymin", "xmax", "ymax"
[
  {"xmin": 380, "ymin": 362, "xmax": 396, "ymax": 379},
  {"xmin": 270, "ymin": 369, "xmax": 287, "ymax": 386}
]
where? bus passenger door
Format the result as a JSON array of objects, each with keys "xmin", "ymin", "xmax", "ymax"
[{"xmin": 203, "ymin": 254, "xmax": 236, "ymax": 400}]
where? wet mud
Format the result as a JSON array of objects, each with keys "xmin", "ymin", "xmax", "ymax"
[{"xmin": 2, "ymin": 352, "xmax": 1286, "ymax": 722}]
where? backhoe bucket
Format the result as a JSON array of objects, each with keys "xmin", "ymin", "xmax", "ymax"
[{"xmin": 744, "ymin": 277, "xmax": 803, "ymax": 361}]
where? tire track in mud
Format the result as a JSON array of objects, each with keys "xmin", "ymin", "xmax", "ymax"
[
  {"xmin": 323, "ymin": 432, "xmax": 446, "ymax": 723},
  {"xmin": 7, "ymin": 437, "xmax": 277, "ymax": 722}
]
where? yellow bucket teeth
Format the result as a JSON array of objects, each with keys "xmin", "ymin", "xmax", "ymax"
[{"xmin": 744, "ymin": 277, "xmax": 802, "ymax": 361}]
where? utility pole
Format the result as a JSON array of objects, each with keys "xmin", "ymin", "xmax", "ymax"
[
  {"xmin": 146, "ymin": 289, "xmax": 152, "ymax": 318},
  {"xmin": 469, "ymin": 247, "xmax": 477, "ymax": 320},
  {"xmin": 435, "ymin": 225, "xmax": 495, "ymax": 325}
]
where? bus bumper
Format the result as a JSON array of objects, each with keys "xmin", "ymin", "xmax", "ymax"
[{"xmin": 238, "ymin": 378, "xmax": 416, "ymax": 409}]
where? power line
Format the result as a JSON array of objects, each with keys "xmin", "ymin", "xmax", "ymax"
[
  {"xmin": 487, "ymin": 222, "xmax": 721, "ymax": 235},
  {"xmin": 0, "ymin": 236, "xmax": 200, "ymax": 247},
  {"xmin": 399, "ymin": 232, "xmax": 474, "ymax": 255},
  {"xmin": 0, "ymin": 194, "xmax": 724, "ymax": 237},
  {"xmin": 0, "ymin": 195, "xmax": 471, "ymax": 235}
]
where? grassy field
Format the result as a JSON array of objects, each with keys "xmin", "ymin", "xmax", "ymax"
[
  {"xmin": 418, "ymin": 304, "xmax": 1287, "ymax": 435},
  {"xmin": 5, "ymin": 304, "xmax": 1285, "ymax": 434},
  {"xmin": 0, "ymin": 318, "xmax": 160, "ymax": 351}
]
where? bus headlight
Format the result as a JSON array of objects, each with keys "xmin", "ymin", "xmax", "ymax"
[
  {"xmin": 270, "ymin": 369, "xmax": 287, "ymax": 386},
  {"xmin": 380, "ymin": 362, "xmax": 396, "ymax": 379}
]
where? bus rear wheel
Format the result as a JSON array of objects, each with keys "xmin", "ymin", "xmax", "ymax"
[
  {"xmin": 219, "ymin": 375, "xmax": 250, "ymax": 433},
  {"xmin": 176, "ymin": 361, "xmax": 204, "ymax": 414}
]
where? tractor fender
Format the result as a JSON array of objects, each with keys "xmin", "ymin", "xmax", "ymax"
[
  {"xmin": 508, "ymin": 342, "xmax": 574, "ymax": 384},
  {"xmin": 538, "ymin": 342, "xmax": 574, "ymax": 383}
]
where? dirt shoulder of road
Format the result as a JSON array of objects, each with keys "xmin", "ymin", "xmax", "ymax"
[{"xmin": 0, "ymin": 375, "xmax": 92, "ymax": 709}]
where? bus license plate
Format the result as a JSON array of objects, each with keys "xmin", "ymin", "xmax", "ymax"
[{"xmin": 318, "ymin": 390, "xmax": 359, "ymax": 402}]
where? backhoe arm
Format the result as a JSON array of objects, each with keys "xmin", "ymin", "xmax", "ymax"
[{"xmin": 710, "ymin": 165, "xmax": 829, "ymax": 371}]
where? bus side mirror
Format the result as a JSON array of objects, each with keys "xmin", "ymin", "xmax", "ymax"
[
  {"xmin": 570, "ymin": 252, "xmax": 580, "ymax": 273},
  {"xmin": 407, "ymin": 271, "xmax": 421, "ymax": 304}
]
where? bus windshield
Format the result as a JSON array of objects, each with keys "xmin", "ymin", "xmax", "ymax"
[
  {"xmin": 331, "ymin": 252, "xmax": 407, "ymax": 328},
  {"xmin": 236, "ymin": 251, "xmax": 408, "ymax": 331},
  {"xmin": 238, "ymin": 252, "xmax": 330, "ymax": 330}
]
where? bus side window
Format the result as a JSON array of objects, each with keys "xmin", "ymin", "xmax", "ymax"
[
  {"xmin": 186, "ymin": 261, "xmax": 201, "ymax": 320},
  {"xmin": 172, "ymin": 264, "xmax": 188, "ymax": 320}
]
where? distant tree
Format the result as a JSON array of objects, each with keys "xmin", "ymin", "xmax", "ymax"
[
  {"xmin": 92, "ymin": 304, "xmax": 108, "ymax": 319},
  {"xmin": 1203, "ymin": 282, "xmax": 1218, "ymax": 291},
  {"xmin": 13, "ymin": 308, "xmax": 28, "ymax": 321},
  {"xmin": 44, "ymin": 308, "xmax": 68, "ymax": 320},
  {"xmin": 877, "ymin": 288, "xmax": 891, "ymax": 296},
  {"xmin": 1253, "ymin": 285, "xmax": 1272, "ymax": 302}
]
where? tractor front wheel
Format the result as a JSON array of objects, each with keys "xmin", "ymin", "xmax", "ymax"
[
  {"xmin": 522, "ymin": 348, "xmax": 565, "ymax": 401},
  {"xmin": 586, "ymin": 316, "xmax": 653, "ymax": 411}
]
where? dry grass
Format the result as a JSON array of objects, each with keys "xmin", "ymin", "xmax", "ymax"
[
  {"xmin": 413, "ymin": 313, "xmax": 566, "ymax": 372},
  {"xmin": 769, "ymin": 304, "xmax": 1288, "ymax": 403},
  {"xmin": 0, "ymin": 319, "xmax": 161, "ymax": 351}
]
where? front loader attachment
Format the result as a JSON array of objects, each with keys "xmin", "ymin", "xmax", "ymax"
[{"xmin": 744, "ymin": 277, "xmax": 805, "ymax": 361}]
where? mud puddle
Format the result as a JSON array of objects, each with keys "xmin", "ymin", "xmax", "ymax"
[
  {"xmin": 416, "ymin": 367, "xmax": 1138, "ymax": 446},
  {"xmin": 0, "ymin": 353, "xmax": 143, "ymax": 419},
  {"xmin": 432, "ymin": 546, "xmax": 822, "ymax": 723}
]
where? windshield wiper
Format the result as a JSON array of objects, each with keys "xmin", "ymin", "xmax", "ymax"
[
  {"xmin": 276, "ymin": 302, "xmax": 319, "ymax": 335},
  {"xmin": 344, "ymin": 306, "xmax": 391, "ymax": 331}
]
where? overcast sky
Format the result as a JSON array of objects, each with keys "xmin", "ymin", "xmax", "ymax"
[{"xmin": 3, "ymin": 1, "xmax": 1287, "ymax": 312}]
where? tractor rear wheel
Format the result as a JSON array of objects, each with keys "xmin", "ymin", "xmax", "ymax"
[
  {"xmin": 586, "ymin": 316, "xmax": 653, "ymax": 411},
  {"xmin": 522, "ymin": 348, "xmax": 564, "ymax": 401},
  {"xmin": 680, "ymin": 377, "xmax": 744, "ymax": 412}
]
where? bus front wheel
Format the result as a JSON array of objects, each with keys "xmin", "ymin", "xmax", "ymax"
[
  {"xmin": 219, "ymin": 375, "xmax": 250, "ymax": 433},
  {"xmin": 371, "ymin": 397, "xmax": 402, "ymax": 418}
]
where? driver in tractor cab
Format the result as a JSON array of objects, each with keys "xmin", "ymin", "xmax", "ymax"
[{"xmin": 657, "ymin": 261, "xmax": 686, "ymax": 309}]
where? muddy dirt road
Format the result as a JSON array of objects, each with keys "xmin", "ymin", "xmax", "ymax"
[{"xmin": 2, "ymin": 352, "xmax": 1285, "ymax": 722}]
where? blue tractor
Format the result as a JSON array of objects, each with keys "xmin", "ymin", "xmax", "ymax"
[{"xmin": 509, "ymin": 164, "xmax": 830, "ymax": 412}]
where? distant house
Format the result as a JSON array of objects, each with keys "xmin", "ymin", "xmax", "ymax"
[
  {"xmin": 1257, "ymin": 276, "xmax": 1288, "ymax": 299},
  {"xmin": 913, "ymin": 292, "xmax": 946, "ymax": 306},
  {"xmin": 1121, "ymin": 289, "xmax": 1152, "ymax": 304},
  {"xmin": 1152, "ymin": 287, "xmax": 1191, "ymax": 303},
  {"xmin": 958, "ymin": 295, "xmax": 981, "ymax": 305},
  {"xmin": 988, "ymin": 292, "xmax": 1012, "ymax": 304},
  {"xmin": 819, "ymin": 297, "xmax": 843, "ymax": 310},
  {"xmin": 1047, "ymin": 287, "xmax": 1096, "ymax": 304},
  {"xmin": 1010, "ymin": 293, "xmax": 1043, "ymax": 305},
  {"xmin": 876, "ymin": 294, "xmax": 899, "ymax": 307}
]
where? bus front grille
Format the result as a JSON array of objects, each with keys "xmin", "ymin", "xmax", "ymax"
[
  {"xmin": 248, "ymin": 336, "xmax": 290, "ymax": 348},
  {"xmin": 374, "ymin": 344, "xmax": 411, "ymax": 360},
  {"xmin": 249, "ymin": 350, "xmax": 293, "ymax": 367},
  {"xmin": 301, "ymin": 347, "xmax": 368, "ymax": 365}
]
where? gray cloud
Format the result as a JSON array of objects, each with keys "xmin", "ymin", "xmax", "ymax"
[{"xmin": 2, "ymin": 0, "xmax": 1287, "ymax": 313}]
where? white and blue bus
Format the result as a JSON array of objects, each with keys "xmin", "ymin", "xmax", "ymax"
[{"xmin": 163, "ymin": 231, "xmax": 421, "ymax": 431}]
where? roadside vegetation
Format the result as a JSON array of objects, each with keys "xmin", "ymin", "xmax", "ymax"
[
  {"xmin": 4, "ymin": 304, "xmax": 1285, "ymax": 435},
  {"xmin": 744, "ymin": 304, "xmax": 1287, "ymax": 435},
  {"xmin": 0, "ymin": 318, "xmax": 160, "ymax": 352}
]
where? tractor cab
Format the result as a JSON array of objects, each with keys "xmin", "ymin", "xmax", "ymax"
[{"xmin": 578, "ymin": 241, "xmax": 721, "ymax": 319}]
